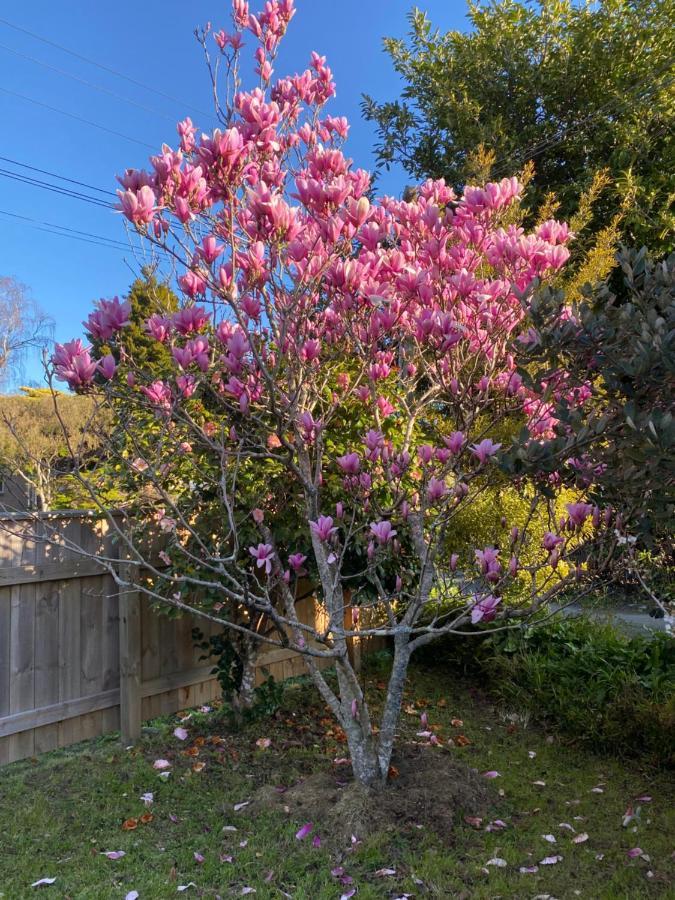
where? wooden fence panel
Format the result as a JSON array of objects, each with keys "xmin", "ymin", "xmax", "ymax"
[{"xmin": 0, "ymin": 512, "xmax": 340, "ymax": 766}]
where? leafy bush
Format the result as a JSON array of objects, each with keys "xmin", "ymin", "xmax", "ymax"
[
  {"xmin": 192, "ymin": 627, "xmax": 284, "ymax": 721},
  {"xmin": 422, "ymin": 615, "xmax": 675, "ymax": 766}
]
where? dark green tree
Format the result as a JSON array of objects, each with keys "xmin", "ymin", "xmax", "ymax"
[
  {"xmin": 508, "ymin": 246, "xmax": 675, "ymax": 550},
  {"xmin": 121, "ymin": 269, "xmax": 179, "ymax": 376},
  {"xmin": 364, "ymin": 0, "xmax": 675, "ymax": 251}
]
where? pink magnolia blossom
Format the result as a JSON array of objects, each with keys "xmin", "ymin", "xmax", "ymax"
[
  {"xmin": 369, "ymin": 521, "xmax": 397, "ymax": 544},
  {"xmin": 117, "ymin": 185, "xmax": 156, "ymax": 225},
  {"xmin": 52, "ymin": 340, "xmax": 97, "ymax": 390},
  {"xmin": 475, "ymin": 547, "xmax": 501, "ymax": 582},
  {"xmin": 542, "ymin": 531, "xmax": 564, "ymax": 551},
  {"xmin": 444, "ymin": 431, "xmax": 465, "ymax": 455},
  {"xmin": 249, "ymin": 542, "xmax": 274, "ymax": 575},
  {"xmin": 140, "ymin": 380, "xmax": 172, "ymax": 411},
  {"xmin": 337, "ymin": 453, "xmax": 360, "ymax": 474},
  {"xmin": 288, "ymin": 552, "xmax": 307, "ymax": 573},
  {"xmin": 84, "ymin": 296, "xmax": 131, "ymax": 341},
  {"xmin": 470, "ymin": 439, "xmax": 502, "ymax": 465},
  {"xmin": 310, "ymin": 516, "xmax": 336, "ymax": 542},
  {"xmin": 566, "ymin": 502, "xmax": 594, "ymax": 527},
  {"xmin": 471, "ymin": 594, "xmax": 501, "ymax": 624},
  {"xmin": 98, "ymin": 354, "xmax": 117, "ymax": 380},
  {"xmin": 146, "ymin": 313, "xmax": 171, "ymax": 342},
  {"xmin": 427, "ymin": 477, "xmax": 447, "ymax": 503}
]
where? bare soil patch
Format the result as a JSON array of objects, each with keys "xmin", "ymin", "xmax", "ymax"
[{"xmin": 244, "ymin": 742, "xmax": 494, "ymax": 849}]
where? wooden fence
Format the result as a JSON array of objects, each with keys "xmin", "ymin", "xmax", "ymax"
[{"xmin": 0, "ymin": 511, "xmax": 330, "ymax": 766}]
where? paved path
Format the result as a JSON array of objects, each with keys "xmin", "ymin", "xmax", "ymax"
[{"xmin": 552, "ymin": 602, "xmax": 668, "ymax": 637}]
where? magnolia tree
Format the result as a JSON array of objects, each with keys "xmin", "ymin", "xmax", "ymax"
[{"xmin": 49, "ymin": 0, "xmax": 613, "ymax": 787}]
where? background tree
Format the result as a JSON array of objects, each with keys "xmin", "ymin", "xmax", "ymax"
[
  {"xmin": 508, "ymin": 246, "xmax": 675, "ymax": 622},
  {"xmin": 118, "ymin": 270, "xmax": 179, "ymax": 376},
  {"xmin": 0, "ymin": 387, "xmax": 100, "ymax": 510},
  {"xmin": 0, "ymin": 276, "xmax": 53, "ymax": 389},
  {"xmin": 363, "ymin": 0, "xmax": 675, "ymax": 252}
]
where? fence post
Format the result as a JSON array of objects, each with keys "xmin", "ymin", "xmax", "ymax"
[{"xmin": 118, "ymin": 558, "xmax": 141, "ymax": 743}]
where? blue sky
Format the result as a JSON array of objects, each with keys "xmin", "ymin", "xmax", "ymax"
[{"xmin": 0, "ymin": 0, "xmax": 468, "ymax": 387}]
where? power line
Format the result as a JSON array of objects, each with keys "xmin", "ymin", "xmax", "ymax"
[
  {"xmin": 0, "ymin": 208, "xmax": 133, "ymax": 253},
  {"xmin": 0, "ymin": 208, "xmax": 173, "ymax": 263},
  {"xmin": 0, "ymin": 155, "xmax": 115, "ymax": 198},
  {"xmin": 0, "ymin": 207, "xmax": 131, "ymax": 248},
  {"xmin": 0, "ymin": 86, "xmax": 156, "ymax": 151},
  {"xmin": 0, "ymin": 168, "xmax": 114, "ymax": 209},
  {"xmin": 0, "ymin": 15, "xmax": 214, "ymax": 122},
  {"xmin": 0, "ymin": 41, "xmax": 178, "ymax": 122}
]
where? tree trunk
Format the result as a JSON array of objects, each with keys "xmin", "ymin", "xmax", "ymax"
[
  {"xmin": 232, "ymin": 635, "xmax": 258, "ymax": 713},
  {"xmin": 345, "ymin": 723, "xmax": 385, "ymax": 787},
  {"xmin": 376, "ymin": 636, "xmax": 411, "ymax": 775}
]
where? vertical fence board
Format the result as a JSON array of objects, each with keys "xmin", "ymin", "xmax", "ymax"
[
  {"xmin": 58, "ymin": 565, "xmax": 81, "ymax": 750},
  {"xmin": 118, "ymin": 557, "xmax": 141, "ymax": 744},
  {"xmin": 79, "ymin": 575, "xmax": 104, "ymax": 741},
  {"xmin": 9, "ymin": 583, "xmax": 36, "ymax": 762},
  {"xmin": 140, "ymin": 598, "xmax": 161, "ymax": 721},
  {"xmin": 33, "ymin": 580, "xmax": 61, "ymax": 754},
  {"xmin": 0, "ymin": 585, "xmax": 11, "ymax": 765}
]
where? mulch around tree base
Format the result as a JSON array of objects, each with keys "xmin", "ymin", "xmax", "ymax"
[{"xmin": 245, "ymin": 742, "xmax": 495, "ymax": 849}]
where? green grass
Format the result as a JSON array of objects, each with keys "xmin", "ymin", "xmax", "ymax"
[{"xmin": 1, "ymin": 664, "xmax": 673, "ymax": 899}]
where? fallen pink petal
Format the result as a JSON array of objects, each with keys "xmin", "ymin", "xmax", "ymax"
[
  {"xmin": 483, "ymin": 770, "xmax": 501, "ymax": 778},
  {"xmin": 540, "ymin": 855, "xmax": 563, "ymax": 865},
  {"xmin": 153, "ymin": 759, "xmax": 171, "ymax": 770},
  {"xmin": 573, "ymin": 833, "xmax": 589, "ymax": 844},
  {"xmin": 31, "ymin": 878, "xmax": 57, "ymax": 887},
  {"xmin": 173, "ymin": 727, "xmax": 188, "ymax": 741},
  {"xmin": 295, "ymin": 822, "xmax": 313, "ymax": 840},
  {"xmin": 103, "ymin": 851, "xmax": 126, "ymax": 860}
]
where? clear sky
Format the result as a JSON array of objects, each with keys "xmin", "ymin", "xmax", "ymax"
[{"xmin": 0, "ymin": 0, "xmax": 469, "ymax": 387}]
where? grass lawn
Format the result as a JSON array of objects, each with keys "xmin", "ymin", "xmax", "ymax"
[{"xmin": 1, "ymin": 660, "xmax": 673, "ymax": 899}]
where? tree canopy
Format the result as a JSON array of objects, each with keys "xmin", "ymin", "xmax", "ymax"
[{"xmin": 364, "ymin": 0, "xmax": 675, "ymax": 252}]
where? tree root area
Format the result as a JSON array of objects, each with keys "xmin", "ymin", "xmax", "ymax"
[{"xmin": 246, "ymin": 742, "xmax": 493, "ymax": 849}]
